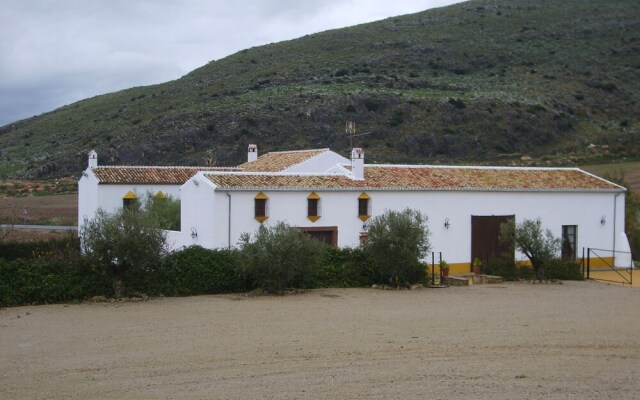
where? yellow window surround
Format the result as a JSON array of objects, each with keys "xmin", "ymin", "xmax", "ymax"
[
  {"xmin": 307, "ymin": 192, "xmax": 321, "ymax": 222},
  {"xmin": 255, "ymin": 192, "xmax": 268, "ymax": 223},
  {"xmin": 358, "ymin": 192, "xmax": 370, "ymax": 221},
  {"xmin": 154, "ymin": 191, "xmax": 167, "ymax": 199},
  {"xmin": 123, "ymin": 190, "xmax": 138, "ymax": 199}
]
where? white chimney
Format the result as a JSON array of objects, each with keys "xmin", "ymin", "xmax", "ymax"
[
  {"xmin": 351, "ymin": 148, "xmax": 364, "ymax": 180},
  {"xmin": 247, "ymin": 144, "xmax": 258, "ymax": 162},
  {"xmin": 88, "ymin": 150, "xmax": 98, "ymax": 168}
]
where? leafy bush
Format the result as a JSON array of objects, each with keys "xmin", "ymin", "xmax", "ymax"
[
  {"xmin": 484, "ymin": 257, "xmax": 534, "ymax": 281},
  {"xmin": 312, "ymin": 247, "xmax": 374, "ymax": 288},
  {"xmin": 239, "ymin": 223, "xmax": 326, "ymax": 293},
  {"xmin": 545, "ymin": 259, "xmax": 583, "ymax": 280},
  {"xmin": 500, "ymin": 218, "xmax": 560, "ymax": 282},
  {"xmin": 0, "ymin": 258, "xmax": 111, "ymax": 307},
  {"xmin": 365, "ymin": 208, "xmax": 430, "ymax": 286},
  {"xmin": 81, "ymin": 208, "xmax": 168, "ymax": 297},
  {"xmin": 0, "ymin": 236, "xmax": 79, "ymax": 261},
  {"xmin": 143, "ymin": 193, "xmax": 181, "ymax": 231},
  {"xmin": 145, "ymin": 246, "xmax": 242, "ymax": 295}
]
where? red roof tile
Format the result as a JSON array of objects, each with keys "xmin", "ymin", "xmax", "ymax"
[
  {"xmin": 239, "ymin": 149, "xmax": 328, "ymax": 172},
  {"xmin": 92, "ymin": 166, "xmax": 240, "ymax": 184},
  {"xmin": 205, "ymin": 166, "xmax": 621, "ymax": 192}
]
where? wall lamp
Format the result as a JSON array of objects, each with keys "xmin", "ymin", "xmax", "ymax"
[
  {"xmin": 444, "ymin": 218, "xmax": 450, "ymax": 230},
  {"xmin": 362, "ymin": 221, "xmax": 368, "ymax": 231},
  {"xmin": 600, "ymin": 215, "xmax": 606, "ymax": 225},
  {"xmin": 191, "ymin": 227, "xmax": 198, "ymax": 239}
]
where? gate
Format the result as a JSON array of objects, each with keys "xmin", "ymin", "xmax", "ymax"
[{"xmin": 583, "ymin": 247, "xmax": 633, "ymax": 286}]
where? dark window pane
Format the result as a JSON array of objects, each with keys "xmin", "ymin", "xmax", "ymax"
[
  {"xmin": 308, "ymin": 198, "xmax": 318, "ymax": 217},
  {"xmin": 358, "ymin": 198, "xmax": 368, "ymax": 216},
  {"xmin": 255, "ymin": 198, "xmax": 266, "ymax": 217}
]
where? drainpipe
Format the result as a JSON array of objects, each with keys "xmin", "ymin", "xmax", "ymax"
[
  {"xmin": 227, "ymin": 192, "xmax": 232, "ymax": 249},
  {"xmin": 613, "ymin": 192, "xmax": 620, "ymax": 261}
]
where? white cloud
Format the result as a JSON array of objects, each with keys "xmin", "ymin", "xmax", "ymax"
[{"xmin": 0, "ymin": 0, "xmax": 463, "ymax": 126}]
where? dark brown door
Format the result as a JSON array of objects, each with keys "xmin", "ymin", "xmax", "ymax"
[
  {"xmin": 300, "ymin": 227, "xmax": 338, "ymax": 246},
  {"xmin": 471, "ymin": 215, "xmax": 515, "ymax": 273}
]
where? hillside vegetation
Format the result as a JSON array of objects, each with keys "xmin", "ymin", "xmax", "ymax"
[{"xmin": 0, "ymin": 0, "xmax": 638, "ymax": 178}]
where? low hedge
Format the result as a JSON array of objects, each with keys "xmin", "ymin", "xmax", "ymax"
[
  {"xmin": 143, "ymin": 246, "xmax": 243, "ymax": 296},
  {"xmin": 0, "ymin": 237, "xmax": 80, "ymax": 261},
  {"xmin": 312, "ymin": 247, "xmax": 375, "ymax": 288},
  {"xmin": 0, "ymin": 258, "xmax": 111, "ymax": 307},
  {"xmin": 484, "ymin": 257, "xmax": 583, "ymax": 281}
]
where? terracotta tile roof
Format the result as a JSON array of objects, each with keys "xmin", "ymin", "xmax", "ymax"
[
  {"xmin": 239, "ymin": 149, "xmax": 329, "ymax": 172},
  {"xmin": 205, "ymin": 166, "xmax": 622, "ymax": 192},
  {"xmin": 92, "ymin": 166, "xmax": 240, "ymax": 184}
]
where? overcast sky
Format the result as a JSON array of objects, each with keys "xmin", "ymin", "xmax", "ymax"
[{"xmin": 0, "ymin": 0, "xmax": 464, "ymax": 127}]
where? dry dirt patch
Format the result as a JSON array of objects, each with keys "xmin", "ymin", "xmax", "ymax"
[{"xmin": 1, "ymin": 282, "xmax": 639, "ymax": 399}]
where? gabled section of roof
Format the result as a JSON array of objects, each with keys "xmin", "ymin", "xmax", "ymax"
[
  {"xmin": 92, "ymin": 166, "xmax": 240, "ymax": 184},
  {"xmin": 239, "ymin": 149, "xmax": 330, "ymax": 172},
  {"xmin": 204, "ymin": 165, "xmax": 623, "ymax": 192}
]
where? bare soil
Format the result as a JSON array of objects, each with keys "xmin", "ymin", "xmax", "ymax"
[
  {"xmin": 1, "ymin": 282, "xmax": 639, "ymax": 399},
  {"xmin": 0, "ymin": 194, "xmax": 77, "ymax": 227}
]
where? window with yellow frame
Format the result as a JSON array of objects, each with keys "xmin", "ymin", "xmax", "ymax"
[
  {"xmin": 254, "ymin": 192, "xmax": 268, "ymax": 222},
  {"xmin": 307, "ymin": 192, "xmax": 321, "ymax": 222},
  {"xmin": 358, "ymin": 192, "xmax": 371, "ymax": 221}
]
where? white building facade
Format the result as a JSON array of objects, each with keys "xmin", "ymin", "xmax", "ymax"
[{"xmin": 79, "ymin": 146, "xmax": 632, "ymax": 273}]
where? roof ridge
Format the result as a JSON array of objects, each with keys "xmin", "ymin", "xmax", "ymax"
[
  {"xmin": 264, "ymin": 148, "xmax": 328, "ymax": 155},
  {"xmin": 93, "ymin": 165, "xmax": 240, "ymax": 170},
  {"xmin": 365, "ymin": 164, "xmax": 582, "ymax": 171}
]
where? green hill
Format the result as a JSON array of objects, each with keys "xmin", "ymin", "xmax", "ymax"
[{"xmin": 1, "ymin": 0, "xmax": 638, "ymax": 178}]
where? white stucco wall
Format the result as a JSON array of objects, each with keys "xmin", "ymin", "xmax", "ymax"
[
  {"xmin": 172, "ymin": 173, "xmax": 218, "ymax": 251},
  {"xmin": 77, "ymin": 168, "xmax": 183, "ymax": 229},
  {"xmin": 283, "ymin": 151, "xmax": 350, "ymax": 173},
  {"xmin": 179, "ymin": 183, "xmax": 627, "ymax": 268}
]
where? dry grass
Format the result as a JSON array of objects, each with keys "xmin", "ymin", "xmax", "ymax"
[{"xmin": 0, "ymin": 194, "xmax": 77, "ymax": 227}]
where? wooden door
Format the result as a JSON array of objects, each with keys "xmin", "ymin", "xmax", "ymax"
[{"xmin": 471, "ymin": 215, "xmax": 515, "ymax": 273}]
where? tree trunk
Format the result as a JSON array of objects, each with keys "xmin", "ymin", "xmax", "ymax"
[
  {"xmin": 112, "ymin": 271, "xmax": 127, "ymax": 298},
  {"xmin": 535, "ymin": 264, "xmax": 545, "ymax": 282}
]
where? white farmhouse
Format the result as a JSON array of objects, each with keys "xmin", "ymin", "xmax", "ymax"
[{"xmin": 78, "ymin": 145, "xmax": 632, "ymax": 273}]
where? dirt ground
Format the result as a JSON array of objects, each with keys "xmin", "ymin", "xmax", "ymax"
[
  {"xmin": 1, "ymin": 281, "xmax": 639, "ymax": 399},
  {"xmin": 0, "ymin": 194, "xmax": 77, "ymax": 226}
]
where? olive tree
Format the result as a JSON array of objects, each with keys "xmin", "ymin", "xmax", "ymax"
[
  {"xmin": 365, "ymin": 208, "xmax": 430, "ymax": 286},
  {"xmin": 500, "ymin": 218, "xmax": 560, "ymax": 282},
  {"xmin": 238, "ymin": 222, "xmax": 326, "ymax": 293},
  {"xmin": 142, "ymin": 193, "xmax": 180, "ymax": 231},
  {"xmin": 81, "ymin": 208, "xmax": 167, "ymax": 297}
]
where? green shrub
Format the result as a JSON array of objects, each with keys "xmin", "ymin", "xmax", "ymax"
[
  {"xmin": 545, "ymin": 259, "xmax": 583, "ymax": 280},
  {"xmin": 0, "ymin": 237, "xmax": 80, "ymax": 261},
  {"xmin": 365, "ymin": 208, "xmax": 430, "ymax": 286},
  {"xmin": 144, "ymin": 246, "xmax": 242, "ymax": 295},
  {"xmin": 484, "ymin": 257, "xmax": 534, "ymax": 281},
  {"xmin": 239, "ymin": 223, "xmax": 326, "ymax": 293},
  {"xmin": 0, "ymin": 258, "xmax": 111, "ymax": 307},
  {"xmin": 312, "ymin": 247, "xmax": 374, "ymax": 288}
]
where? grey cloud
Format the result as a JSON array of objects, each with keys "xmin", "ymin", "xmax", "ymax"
[{"xmin": 0, "ymin": 0, "xmax": 462, "ymax": 126}]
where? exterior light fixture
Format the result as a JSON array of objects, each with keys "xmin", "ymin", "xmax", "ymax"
[
  {"xmin": 362, "ymin": 221, "xmax": 368, "ymax": 231},
  {"xmin": 444, "ymin": 218, "xmax": 450, "ymax": 229},
  {"xmin": 600, "ymin": 216, "xmax": 606, "ymax": 225},
  {"xmin": 191, "ymin": 227, "xmax": 198, "ymax": 239}
]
